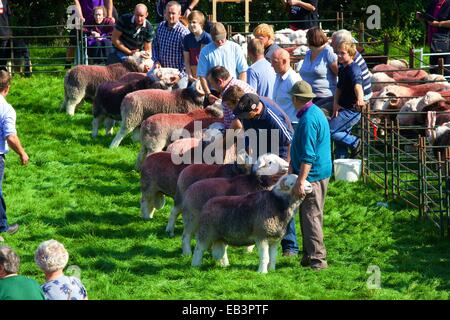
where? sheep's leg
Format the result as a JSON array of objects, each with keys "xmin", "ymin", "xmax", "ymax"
[
  {"xmin": 104, "ymin": 118, "xmax": 115, "ymax": 136},
  {"xmin": 140, "ymin": 193, "xmax": 154, "ymax": 220},
  {"xmin": 153, "ymin": 192, "xmax": 165, "ymax": 210},
  {"xmin": 109, "ymin": 125, "xmax": 132, "ymax": 148},
  {"xmin": 92, "ymin": 115, "xmax": 105, "ymax": 138},
  {"xmin": 211, "ymin": 242, "xmax": 229, "ymax": 267},
  {"xmin": 192, "ymin": 241, "xmax": 208, "ymax": 267},
  {"xmin": 136, "ymin": 147, "xmax": 147, "ymax": 170},
  {"xmin": 131, "ymin": 127, "xmax": 141, "ymax": 142},
  {"xmin": 268, "ymin": 242, "xmax": 278, "ymax": 271},
  {"xmin": 181, "ymin": 216, "xmax": 196, "ymax": 255},
  {"xmin": 166, "ymin": 205, "xmax": 181, "ymax": 238},
  {"xmin": 256, "ymin": 239, "xmax": 270, "ymax": 274}
]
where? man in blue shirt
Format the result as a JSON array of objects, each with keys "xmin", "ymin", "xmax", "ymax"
[
  {"xmin": 289, "ymin": 80, "xmax": 331, "ymax": 270},
  {"xmin": 152, "ymin": 1, "xmax": 190, "ymax": 88},
  {"xmin": 247, "ymin": 38, "xmax": 276, "ymax": 99},
  {"xmin": 0, "ymin": 71, "xmax": 28, "ymax": 237}
]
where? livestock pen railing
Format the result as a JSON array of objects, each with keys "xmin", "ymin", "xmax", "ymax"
[{"xmin": 360, "ymin": 108, "xmax": 450, "ymax": 237}]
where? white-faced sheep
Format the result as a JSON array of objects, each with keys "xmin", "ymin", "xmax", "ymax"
[
  {"xmin": 109, "ymin": 80, "xmax": 205, "ymax": 148},
  {"xmin": 92, "ymin": 75, "xmax": 170, "ymax": 138},
  {"xmin": 137, "ymin": 105, "xmax": 223, "ymax": 166},
  {"xmin": 191, "ymin": 174, "xmax": 312, "ymax": 273},
  {"xmin": 180, "ymin": 154, "xmax": 289, "ymax": 256},
  {"xmin": 60, "ymin": 51, "xmax": 153, "ymax": 116}
]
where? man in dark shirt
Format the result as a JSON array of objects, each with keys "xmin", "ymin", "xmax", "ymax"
[
  {"xmin": 107, "ymin": 3, "xmax": 154, "ymax": 65},
  {"xmin": 155, "ymin": 0, "xmax": 199, "ymax": 21},
  {"xmin": 282, "ymin": 0, "xmax": 319, "ymax": 30}
]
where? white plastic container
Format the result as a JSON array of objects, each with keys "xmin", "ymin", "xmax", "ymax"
[{"xmin": 333, "ymin": 159, "xmax": 362, "ymax": 182}]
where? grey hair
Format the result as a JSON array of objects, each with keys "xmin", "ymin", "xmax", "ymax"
[
  {"xmin": 166, "ymin": 1, "xmax": 182, "ymax": 12},
  {"xmin": 331, "ymin": 29, "xmax": 354, "ymax": 46},
  {"xmin": 35, "ymin": 240, "xmax": 69, "ymax": 273},
  {"xmin": 0, "ymin": 246, "xmax": 20, "ymax": 274}
]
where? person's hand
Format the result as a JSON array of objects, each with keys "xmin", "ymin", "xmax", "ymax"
[
  {"xmin": 169, "ymin": 75, "xmax": 181, "ymax": 86},
  {"xmin": 109, "ymin": 17, "xmax": 116, "ymax": 24},
  {"xmin": 91, "ymin": 31, "xmax": 100, "ymax": 38},
  {"xmin": 184, "ymin": 8, "xmax": 192, "ymax": 18},
  {"xmin": 129, "ymin": 49, "xmax": 139, "ymax": 55},
  {"xmin": 188, "ymin": 75, "xmax": 197, "ymax": 83},
  {"xmin": 429, "ymin": 20, "xmax": 441, "ymax": 27},
  {"xmin": 332, "ymin": 104, "xmax": 342, "ymax": 118},
  {"xmin": 292, "ymin": 178, "xmax": 307, "ymax": 199},
  {"xmin": 207, "ymin": 93, "xmax": 220, "ymax": 104},
  {"xmin": 355, "ymin": 99, "xmax": 365, "ymax": 112},
  {"xmin": 20, "ymin": 152, "xmax": 29, "ymax": 166}
]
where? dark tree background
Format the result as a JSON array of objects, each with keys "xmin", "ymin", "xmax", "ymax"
[{"xmin": 9, "ymin": 0, "xmax": 430, "ymax": 46}]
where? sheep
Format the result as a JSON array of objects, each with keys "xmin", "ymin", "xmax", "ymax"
[
  {"xmin": 371, "ymin": 72, "xmax": 395, "ymax": 91},
  {"xmin": 165, "ymin": 157, "xmax": 253, "ymax": 237},
  {"xmin": 397, "ymin": 92, "xmax": 445, "ymax": 126},
  {"xmin": 180, "ymin": 154, "xmax": 289, "ymax": 256},
  {"xmin": 137, "ymin": 104, "xmax": 223, "ymax": 166},
  {"xmin": 191, "ymin": 174, "xmax": 312, "ymax": 273},
  {"xmin": 109, "ymin": 80, "xmax": 205, "ymax": 148},
  {"xmin": 60, "ymin": 51, "xmax": 153, "ymax": 116},
  {"xmin": 92, "ymin": 75, "xmax": 170, "ymax": 138},
  {"xmin": 140, "ymin": 134, "xmax": 237, "ymax": 221}
]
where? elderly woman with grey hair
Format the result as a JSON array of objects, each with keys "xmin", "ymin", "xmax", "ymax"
[
  {"xmin": 35, "ymin": 239, "xmax": 88, "ymax": 300},
  {"xmin": 0, "ymin": 245, "xmax": 44, "ymax": 300}
]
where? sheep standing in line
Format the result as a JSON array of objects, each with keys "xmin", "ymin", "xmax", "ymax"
[
  {"xmin": 60, "ymin": 51, "xmax": 153, "ymax": 116},
  {"xmin": 191, "ymin": 174, "xmax": 312, "ymax": 273},
  {"xmin": 165, "ymin": 159, "xmax": 253, "ymax": 237},
  {"xmin": 137, "ymin": 105, "xmax": 223, "ymax": 166},
  {"xmin": 109, "ymin": 80, "xmax": 205, "ymax": 148},
  {"xmin": 92, "ymin": 75, "xmax": 170, "ymax": 138},
  {"xmin": 181, "ymin": 154, "xmax": 289, "ymax": 256}
]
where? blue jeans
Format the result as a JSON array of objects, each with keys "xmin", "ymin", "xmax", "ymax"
[
  {"xmin": 329, "ymin": 108, "xmax": 361, "ymax": 159},
  {"xmin": 0, "ymin": 155, "xmax": 8, "ymax": 232},
  {"xmin": 281, "ymin": 216, "xmax": 299, "ymax": 253}
]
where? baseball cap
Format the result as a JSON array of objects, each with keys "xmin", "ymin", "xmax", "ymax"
[
  {"xmin": 289, "ymin": 81, "xmax": 316, "ymax": 100},
  {"xmin": 233, "ymin": 93, "xmax": 260, "ymax": 119},
  {"xmin": 211, "ymin": 22, "xmax": 227, "ymax": 42}
]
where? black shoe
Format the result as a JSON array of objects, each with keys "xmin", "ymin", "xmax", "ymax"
[
  {"xmin": 6, "ymin": 223, "xmax": 19, "ymax": 235},
  {"xmin": 300, "ymin": 256, "xmax": 311, "ymax": 267},
  {"xmin": 350, "ymin": 139, "xmax": 361, "ymax": 158},
  {"xmin": 282, "ymin": 250, "xmax": 298, "ymax": 257}
]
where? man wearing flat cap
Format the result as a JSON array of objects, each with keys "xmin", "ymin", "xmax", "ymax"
[
  {"xmin": 224, "ymin": 88, "xmax": 293, "ymax": 161},
  {"xmin": 289, "ymin": 80, "xmax": 332, "ymax": 270},
  {"xmin": 197, "ymin": 22, "xmax": 248, "ymax": 106}
]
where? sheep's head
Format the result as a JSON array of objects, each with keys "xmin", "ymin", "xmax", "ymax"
[
  {"xmin": 252, "ymin": 153, "xmax": 289, "ymax": 177},
  {"xmin": 273, "ymin": 174, "xmax": 313, "ymax": 201},
  {"xmin": 151, "ymin": 67, "xmax": 180, "ymax": 85},
  {"xmin": 184, "ymin": 80, "xmax": 206, "ymax": 105},
  {"xmin": 128, "ymin": 51, "xmax": 154, "ymax": 72},
  {"xmin": 418, "ymin": 91, "xmax": 445, "ymax": 111}
]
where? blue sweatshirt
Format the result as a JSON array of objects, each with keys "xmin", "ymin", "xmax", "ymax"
[{"xmin": 290, "ymin": 104, "xmax": 332, "ymax": 182}]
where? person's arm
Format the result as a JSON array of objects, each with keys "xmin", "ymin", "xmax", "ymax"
[
  {"xmin": 288, "ymin": 0, "xmax": 316, "ymax": 12},
  {"xmin": 430, "ymin": 20, "xmax": 450, "ymax": 28},
  {"xmin": 292, "ymin": 163, "xmax": 312, "ymax": 198},
  {"xmin": 354, "ymin": 84, "xmax": 365, "ymax": 110},
  {"xmin": 6, "ymin": 134, "xmax": 29, "ymax": 165},
  {"xmin": 184, "ymin": 0, "xmax": 200, "ymax": 17},
  {"xmin": 111, "ymin": 29, "xmax": 135, "ymax": 55},
  {"xmin": 238, "ymin": 71, "xmax": 246, "ymax": 82},
  {"xmin": 105, "ymin": 0, "xmax": 115, "ymax": 22},
  {"xmin": 183, "ymin": 51, "xmax": 194, "ymax": 80},
  {"xmin": 74, "ymin": 0, "xmax": 85, "ymax": 23},
  {"xmin": 231, "ymin": 118, "xmax": 243, "ymax": 129},
  {"xmin": 333, "ymin": 87, "xmax": 342, "ymax": 118},
  {"xmin": 152, "ymin": 29, "xmax": 160, "ymax": 66},
  {"xmin": 144, "ymin": 41, "xmax": 152, "ymax": 54}
]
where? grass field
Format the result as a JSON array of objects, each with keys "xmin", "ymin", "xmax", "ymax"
[{"xmin": 0, "ymin": 74, "xmax": 448, "ymax": 300}]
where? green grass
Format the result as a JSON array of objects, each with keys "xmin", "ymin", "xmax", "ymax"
[{"xmin": 1, "ymin": 74, "xmax": 449, "ymax": 300}]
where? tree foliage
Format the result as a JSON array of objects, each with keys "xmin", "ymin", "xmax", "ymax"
[{"xmin": 9, "ymin": 0, "xmax": 431, "ymax": 45}]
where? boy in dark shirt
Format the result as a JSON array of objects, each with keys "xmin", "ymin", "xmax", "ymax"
[{"xmin": 330, "ymin": 41, "xmax": 365, "ymax": 159}]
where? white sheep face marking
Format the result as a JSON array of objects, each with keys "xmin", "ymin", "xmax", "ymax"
[{"xmin": 253, "ymin": 153, "xmax": 289, "ymax": 176}]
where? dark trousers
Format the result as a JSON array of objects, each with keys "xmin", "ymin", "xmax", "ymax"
[
  {"xmin": 0, "ymin": 155, "xmax": 8, "ymax": 232},
  {"xmin": 88, "ymin": 39, "xmax": 112, "ymax": 65},
  {"xmin": 0, "ymin": 39, "xmax": 9, "ymax": 71},
  {"xmin": 431, "ymin": 32, "xmax": 450, "ymax": 76}
]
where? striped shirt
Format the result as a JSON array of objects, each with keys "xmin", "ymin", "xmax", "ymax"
[
  {"xmin": 222, "ymin": 78, "xmax": 256, "ymax": 129},
  {"xmin": 114, "ymin": 13, "xmax": 154, "ymax": 51},
  {"xmin": 152, "ymin": 21, "xmax": 190, "ymax": 77},
  {"xmin": 354, "ymin": 51, "xmax": 372, "ymax": 96}
]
